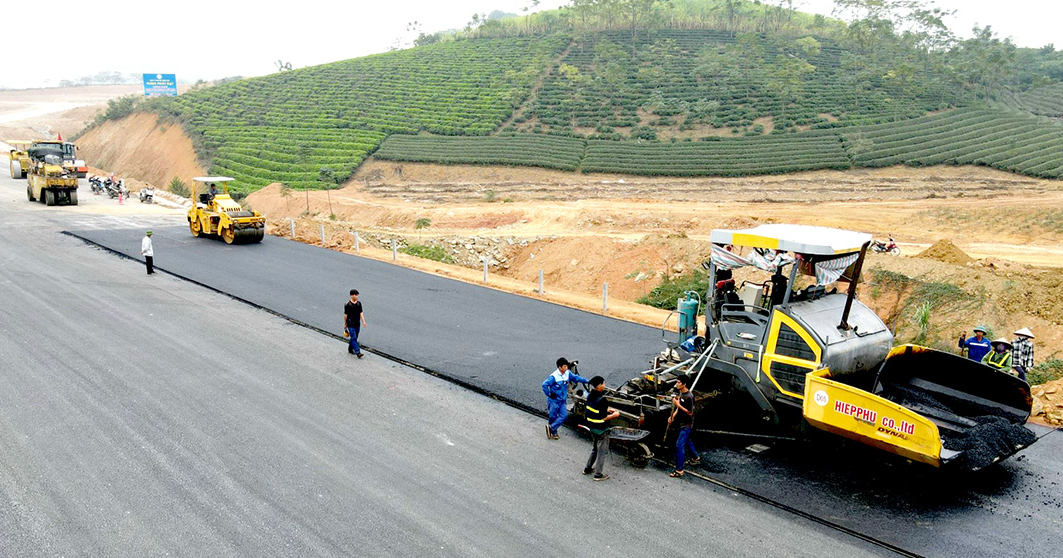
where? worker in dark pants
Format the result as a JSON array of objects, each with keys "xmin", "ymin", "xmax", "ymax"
[
  {"xmin": 583, "ymin": 376, "xmax": 620, "ymax": 482},
  {"xmin": 140, "ymin": 230, "xmax": 154, "ymax": 275},
  {"xmin": 669, "ymin": 374, "xmax": 700, "ymax": 478},
  {"xmin": 343, "ymin": 289, "xmax": 367, "ymax": 358}
]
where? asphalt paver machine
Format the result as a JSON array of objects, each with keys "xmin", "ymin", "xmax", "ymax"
[{"xmin": 572, "ymin": 224, "xmax": 1035, "ymax": 471}]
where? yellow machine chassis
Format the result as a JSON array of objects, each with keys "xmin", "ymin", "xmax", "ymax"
[{"xmin": 802, "ymin": 368, "xmax": 943, "ymax": 466}]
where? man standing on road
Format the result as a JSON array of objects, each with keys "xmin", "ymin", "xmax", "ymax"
[
  {"xmin": 958, "ymin": 326, "xmax": 991, "ymax": 362},
  {"xmin": 583, "ymin": 375, "xmax": 620, "ymax": 481},
  {"xmin": 541, "ymin": 357, "xmax": 589, "ymax": 440},
  {"xmin": 668, "ymin": 374, "xmax": 701, "ymax": 478},
  {"xmin": 343, "ymin": 289, "xmax": 367, "ymax": 358},
  {"xmin": 141, "ymin": 230, "xmax": 154, "ymax": 275},
  {"xmin": 1011, "ymin": 328, "xmax": 1035, "ymax": 381}
]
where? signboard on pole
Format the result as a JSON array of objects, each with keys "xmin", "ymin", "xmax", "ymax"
[{"xmin": 143, "ymin": 73, "xmax": 178, "ymax": 97}]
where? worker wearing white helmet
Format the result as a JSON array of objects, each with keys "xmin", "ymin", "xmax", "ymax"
[{"xmin": 1011, "ymin": 328, "xmax": 1035, "ymax": 381}]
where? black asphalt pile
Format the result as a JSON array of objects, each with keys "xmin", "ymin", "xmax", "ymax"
[
  {"xmin": 941, "ymin": 416, "xmax": 1037, "ymax": 470},
  {"xmin": 880, "ymin": 384, "xmax": 1036, "ymax": 470}
]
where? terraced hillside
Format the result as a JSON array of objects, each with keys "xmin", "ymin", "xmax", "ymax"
[
  {"xmin": 136, "ymin": 26, "xmax": 1063, "ymax": 190},
  {"xmin": 519, "ymin": 29, "xmax": 959, "ymax": 137},
  {"xmin": 151, "ymin": 36, "xmax": 568, "ymax": 190}
]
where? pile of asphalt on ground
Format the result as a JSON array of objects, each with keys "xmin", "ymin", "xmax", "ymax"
[{"xmin": 881, "ymin": 385, "xmax": 1037, "ymax": 470}]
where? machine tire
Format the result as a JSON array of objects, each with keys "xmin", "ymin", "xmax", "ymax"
[
  {"xmin": 190, "ymin": 219, "xmax": 201, "ymax": 237},
  {"xmin": 221, "ymin": 226, "xmax": 236, "ymax": 244},
  {"xmin": 11, "ymin": 161, "xmax": 22, "ymax": 179},
  {"xmin": 45, "ymin": 190, "xmax": 55, "ymax": 206},
  {"xmin": 26, "ymin": 185, "xmax": 34, "ymax": 201},
  {"xmin": 69, "ymin": 190, "xmax": 78, "ymax": 205},
  {"xmin": 889, "ymin": 247, "xmax": 900, "ymax": 256}
]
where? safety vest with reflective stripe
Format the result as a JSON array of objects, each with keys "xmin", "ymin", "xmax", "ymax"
[
  {"xmin": 585, "ymin": 392, "xmax": 610, "ymax": 426},
  {"xmin": 983, "ymin": 350, "xmax": 1012, "ymax": 370}
]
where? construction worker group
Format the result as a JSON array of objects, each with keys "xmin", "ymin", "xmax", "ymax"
[{"xmin": 959, "ymin": 326, "xmax": 1035, "ymax": 380}]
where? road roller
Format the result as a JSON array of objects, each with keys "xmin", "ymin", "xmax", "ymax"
[{"xmin": 187, "ymin": 177, "xmax": 265, "ymax": 244}]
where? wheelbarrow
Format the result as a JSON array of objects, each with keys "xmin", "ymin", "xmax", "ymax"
[{"xmin": 579, "ymin": 424, "xmax": 654, "ymax": 468}]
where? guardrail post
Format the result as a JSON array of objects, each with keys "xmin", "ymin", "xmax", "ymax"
[
  {"xmin": 289, "ymin": 218, "xmax": 295, "ymax": 238},
  {"xmin": 483, "ymin": 259, "xmax": 489, "ymax": 284},
  {"xmin": 320, "ymin": 225, "xmax": 326, "ymax": 246},
  {"xmin": 392, "ymin": 239, "xmax": 397, "ymax": 261},
  {"xmin": 352, "ymin": 231, "xmax": 360, "ymax": 254},
  {"xmin": 538, "ymin": 270, "xmax": 544, "ymax": 294},
  {"xmin": 603, "ymin": 283, "xmax": 609, "ymax": 313}
]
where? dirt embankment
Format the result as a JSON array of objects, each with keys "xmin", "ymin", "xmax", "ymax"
[{"xmin": 75, "ymin": 113, "xmax": 206, "ymax": 187}]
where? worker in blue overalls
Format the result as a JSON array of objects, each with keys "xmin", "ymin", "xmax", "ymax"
[
  {"xmin": 541, "ymin": 357, "xmax": 590, "ymax": 440},
  {"xmin": 958, "ymin": 325, "xmax": 992, "ymax": 362}
]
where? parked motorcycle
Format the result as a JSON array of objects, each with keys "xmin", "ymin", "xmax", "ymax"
[
  {"xmin": 138, "ymin": 186, "xmax": 154, "ymax": 204},
  {"xmin": 105, "ymin": 178, "xmax": 129, "ymax": 199},
  {"xmin": 871, "ymin": 237, "xmax": 900, "ymax": 255},
  {"xmin": 88, "ymin": 176, "xmax": 105, "ymax": 195}
]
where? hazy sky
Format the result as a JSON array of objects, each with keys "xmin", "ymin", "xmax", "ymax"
[{"xmin": 3, "ymin": 0, "xmax": 1057, "ymax": 90}]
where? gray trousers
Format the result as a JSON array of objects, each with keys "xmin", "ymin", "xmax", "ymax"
[{"xmin": 585, "ymin": 430, "xmax": 611, "ymax": 475}]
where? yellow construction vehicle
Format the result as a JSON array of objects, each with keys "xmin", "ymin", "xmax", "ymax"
[
  {"xmin": 573, "ymin": 224, "xmax": 1035, "ymax": 471},
  {"xmin": 187, "ymin": 177, "xmax": 265, "ymax": 244},
  {"xmin": 30, "ymin": 140, "xmax": 87, "ymax": 178},
  {"xmin": 7, "ymin": 140, "xmax": 32, "ymax": 179},
  {"xmin": 25, "ymin": 143, "xmax": 79, "ymax": 205}
]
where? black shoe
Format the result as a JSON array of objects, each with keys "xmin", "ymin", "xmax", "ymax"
[
  {"xmin": 583, "ymin": 468, "xmax": 593, "ymax": 475},
  {"xmin": 348, "ymin": 348, "xmax": 355, "ymax": 354},
  {"xmin": 593, "ymin": 473, "xmax": 609, "ymax": 482},
  {"xmin": 356, "ymin": 353, "xmax": 364, "ymax": 359}
]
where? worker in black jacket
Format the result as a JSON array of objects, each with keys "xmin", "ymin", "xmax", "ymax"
[{"xmin": 582, "ymin": 376, "xmax": 620, "ymax": 481}]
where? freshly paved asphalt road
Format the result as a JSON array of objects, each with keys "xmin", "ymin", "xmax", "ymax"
[{"xmin": 64, "ymin": 225, "xmax": 665, "ymax": 410}]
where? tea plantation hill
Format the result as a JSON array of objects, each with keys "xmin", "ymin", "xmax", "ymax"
[{"xmin": 122, "ymin": 29, "xmax": 1063, "ymax": 192}]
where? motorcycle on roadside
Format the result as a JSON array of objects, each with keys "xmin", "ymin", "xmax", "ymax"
[
  {"xmin": 89, "ymin": 176, "xmax": 105, "ymax": 195},
  {"xmin": 138, "ymin": 186, "xmax": 155, "ymax": 204},
  {"xmin": 871, "ymin": 237, "xmax": 900, "ymax": 255}
]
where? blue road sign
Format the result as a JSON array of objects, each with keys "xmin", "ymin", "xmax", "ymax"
[{"xmin": 143, "ymin": 74, "xmax": 178, "ymax": 97}]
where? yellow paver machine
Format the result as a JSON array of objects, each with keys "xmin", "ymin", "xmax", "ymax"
[
  {"xmin": 187, "ymin": 177, "xmax": 265, "ymax": 244},
  {"xmin": 572, "ymin": 224, "xmax": 1035, "ymax": 471}
]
